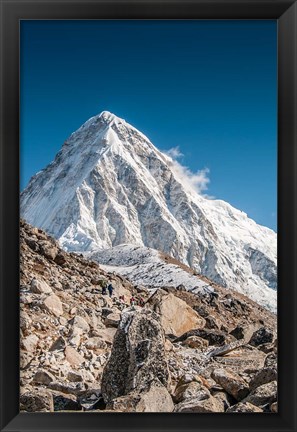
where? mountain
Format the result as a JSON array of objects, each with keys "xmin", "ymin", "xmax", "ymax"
[{"xmin": 20, "ymin": 111, "xmax": 277, "ymax": 311}]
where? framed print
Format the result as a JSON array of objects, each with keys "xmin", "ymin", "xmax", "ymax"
[{"xmin": 0, "ymin": 1, "xmax": 296, "ymax": 432}]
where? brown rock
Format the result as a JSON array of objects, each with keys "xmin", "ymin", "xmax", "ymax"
[
  {"xmin": 151, "ymin": 292, "xmax": 205, "ymax": 337},
  {"xmin": 43, "ymin": 294, "xmax": 63, "ymax": 317},
  {"xmin": 182, "ymin": 335, "xmax": 209, "ymax": 349},
  {"xmin": 173, "ymin": 381, "xmax": 207, "ymax": 403},
  {"xmin": 22, "ymin": 334, "xmax": 39, "ymax": 353},
  {"xmin": 49, "ymin": 336, "xmax": 66, "ymax": 351},
  {"xmin": 30, "ymin": 278, "xmax": 52, "ymax": 294},
  {"xmin": 174, "ymin": 395, "xmax": 224, "ymax": 413},
  {"xmin": 104, "ymin": 312, "xmax": 121, "ymax": 328},
  {"xmin": 65, "ymin": 346, "xmax": 84, "ymax": 367},
  {"xmin": 20, "ymin": 389, "xmax": 54, "ymax": 412},
  {"xmin": 226, "ymin": 402, "xmax": 263, "ymax": 413},
  {"xmin": 33, "ymin": 369, "xmax": 55, "ymax": 385},
  {"xmin": 243, "ymin": 381, "xmax": 277, "ymax": 407},
  {"xmin": 211, "ymin": 368, "xmax": 249, "ymax": 401},
  {"xmin": 249, "ymin": 367, "xmax": 277, "ymax": 392}
]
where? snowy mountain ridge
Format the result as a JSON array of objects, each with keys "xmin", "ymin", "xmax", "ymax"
[{"xmin": 21, "ymin": 110, "xmax": 277, "ymax": 311}]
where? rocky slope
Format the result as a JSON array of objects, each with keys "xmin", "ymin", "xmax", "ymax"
[
  {"xmin": 20, "ymin": 111, "xmax": 277, "ymax": 311},
  {"xmin": 20, "ymin": 220, "xmax": 277, "ymax": 413}
]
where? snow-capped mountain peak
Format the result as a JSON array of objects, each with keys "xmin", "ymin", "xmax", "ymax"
[{"xmin": 20, "ymin": 111, "xmax": 277, "ymax": 311}]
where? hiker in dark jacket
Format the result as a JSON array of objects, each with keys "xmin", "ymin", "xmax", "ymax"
[{"xmin": 107, "ymin": 283, "xmax": 114, "ymax": 298}]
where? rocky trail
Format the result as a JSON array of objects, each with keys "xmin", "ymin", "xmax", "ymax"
[{"xmin": 20, "ymin": 220, "xmax": 277, "ymax": 413}]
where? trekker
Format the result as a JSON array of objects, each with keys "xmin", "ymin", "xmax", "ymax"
[
  {"xmin": 107, "ymin": 283, "xmax": 114, "ymax": 298},
  {"xmin": 101, "ymin": 279, "xmax": 107, "ymax": 295}
]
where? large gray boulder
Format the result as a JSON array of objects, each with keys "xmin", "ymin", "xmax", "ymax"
[{"xmin": 101, "ymin": 307, "xmax": 170, "ymax": 403}]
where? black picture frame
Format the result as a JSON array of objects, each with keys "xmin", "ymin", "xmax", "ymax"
[{"xmin": 0, "ymin": 1, "xmax": 296, "ymax": 431}]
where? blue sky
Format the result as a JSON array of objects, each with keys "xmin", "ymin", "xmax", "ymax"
[{"xmin": 20, "ymin": 20, "xmax": 277, "ymax": 231}]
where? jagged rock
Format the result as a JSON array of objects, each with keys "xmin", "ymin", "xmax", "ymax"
[
  {"xmin": 43, "ymin": 294, "xmax": 63, "ymax": 317},
  {"xmin": 49, "ymin": 336, "xmax": 66, "ymax": 352},
  {"xmin": 175, "ymin": 328, "xmax": 226, "ymax": 346},
  {"xmin": 33, "ymin": 369, "xmax": 55, "ymax": 385},
  {"xmin": 107, "ymin": 380, "xmax": 174, "ymax": 412},
  {"xmin": 270, "ymin": 401, "xmax": 277, "ymax": 412},
  {"xmin": 96, "ymin": 327, "xmax": 117, "ymax": 345},
  {"xmin": 22, "ymin": 334, "xmax": 39, "ymax": 353},
  {"xmin": 249, "ymin": 367, "xmax": 277, "ymax": 392},
  {"xmin": 264, "ymin": 352, "xmax": 277, "ymax": 368},
  {"xmin": 211, "ymin": 368, "xmax": 249, "ymax": 401},
  {"xmin": 31, "ymin": 278, "xmax": 52, "ymax": 294},
  {"xmin": 65, "ymin": 346, "xmax": 84, "ymax": 367},
  {"xmin": 53, "ymin": 393, "xmax": 80, "ymax": 411},
  {"xmin": 104, "ymin": 312, "xmax": 121, "ymax": 328},
  {"xmin": 173, "ymin": 380, "xmax": 207, "ymax": 403},
  {"xmin": 249, "ymin": 327, "xmax": 273, "ymax": 346},
  {"xmin": 85, "ymin": 337, "xmax": 107, "ymax": 350},
  {"xmin": 243, "ymin": 381, "xmax": 277, "ymax": 407},
  {"xmin": 226, "ymin": 402, "xmax": 263, "ymax": 413},
  {"xmin": 20, "ymin": 389, "xmax": 54, "ymax": 412},
  {"xmin": 54, "ymin": 252, "xmax": 67, "ymax": 265},
  {"xmin": 149, "ymin": 292, "xmax": 205, "ymax": 337},
  {"xmin": 70, "ymin": 315, "xmax": 90, "ymax": 337},
  {"xmin": 48, "ymin": 380, "xmax": 85, "ymax": 395},
  {"xmin": 174, "ymin": 394, "xmax": 224, "ymax": 413},
  {"xmin": 182, "ymin": 335, "xmax": 209, "ymax": 349},
  {"xmin": 229, "ymin": 323, "xmax": 260, "ymax": 341},
  {"xmin": 77, "ymin": 389, "xmax": 103, "ymax": 410},
  {"xmin": 212, "ymin": 390, "xmax": 235, "ymax": 410},
  {"xmin": 39, "ymin": 241, "xmax": 58, "ymax": 260},
  {"xmin": 67, "ymin": 371, "xmax": 83, "ymax": 382},
  {"xmin": 207, "ymin": 340, "xmax": 245, "ymax": 358},
  {"xmin": 101, "ymin": 307, "xmax": 170, "ymax": 403}
]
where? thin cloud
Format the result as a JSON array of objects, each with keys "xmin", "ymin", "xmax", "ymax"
[{"xmin": 165, "ymin": 147, "xmax": 211, "ymax": 195}]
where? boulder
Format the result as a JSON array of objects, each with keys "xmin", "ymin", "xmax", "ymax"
[
  {"xmin": 101, "ymin": 307, "xmax": 170, "ymax": 403},
  {"xmin": 70, "ymin": 316, "xmax": 90, "ymax": 337},
  {"xmin": 85, "ymin": 337, "xmax": 107, "ymax": 350},
  {"xmin": 20, "ymin": 389, "xmax": 54, "ymax": 412},
  {"xmin": 249, "ymin": 327, "xmax": 273, "ymax": 347},
  {"xmin": 249, "ymin": 367, "xmax": 277, "ymax": 392},
  {"xmin": 173, "ymin": 381, "xmax": 208, "ymax": 403},
  {"xmin": 149, "ymin": 292, "xmax": 205, "ymax": 337},
  {"xmin": 54, "ymin": 253, "xmax": 67, "ymax": 266},
  {"xmin": 39, "ymin": 241, "xmax": 58, "ymax": 260},
  {"xmin": 30, "ymin": 278, "xmax": 52, "ymax": 294},
  {"xmin": 226, "ymin": 402, "xmax": 263, "ymax": 413},
  {"xmin": 107, "ymin": 380, "xmax": 174, "ymax": 412},
  {"xmin": 182, "ymin": 335, "xmax": 209, "ymax": 349},
  {"xmin": 211, "ymin": 368, "xmax": 249, "ymax": 401},
  {"xmin": 22, "ymin": 334, "xmax": 39, "ymax": 353},
  {"xmin": 67, "ymin": 371, "xmax": 83, "ymax": 382},
  {"xmin": 97, "ymin": 327, "xmax": 117, "ymax": 345},
  {"xmin": 43, "ymin": 294, "xmax": 63, "ymax": 317},
  {"xmin": 33, "ymin": 369, "xmax": 55, "ymax": 385},
  {"xmin": 53, "ymin": 393, "xmax": 80, "ymax": 411},
  {"xmin": 104, "ymin": 312, "xmax": 121, "ymax": 328},
  {"xmin": 175, "ymin": 328, "xmax": 226, "ymax": 346},
  {"xmin": 174, "ymin": 395, "xmax": 224, "ymax": 413},
  {"xmin": 243, "ymin": 381, "xmax": 277, "ymax": 407},
  {"xmin": 65, "ymin": 346, "xmax": 84, "ymax": 367},
  {"xmin": 49, "ymin": 336, "xmax": 66, "ymax": 352}
]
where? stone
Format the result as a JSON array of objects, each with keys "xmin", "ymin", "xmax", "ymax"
[
  {"xmin": 53, "ymin": 393, "xmax": 80, "ymax": 411},
  {"xmin": 97, "ymin": 327, "xmax": 117, "ymax": 345},
  {"xmin": 101, "ymin": 307, "xmax": 170, "ymax": 403},
  {"xmin": 22, "ymin": 334, "xmax": 39, "ymax": 353},
  {"xmin": 48, "ymin": 380, "xmax": 85, "ymax": 395},
  {"xmin": 20, "ymin": 389, "xmax": 54, "ymax": 412},
  {"xmin": 249, "ymin": 327, "xmax": 273, "ymax": 347},
  {"xmin": 174, "ymin": 395, "xmax": 224, "ymax": 413},
  {"xmin": 70, "ymin": 316, "xmax": 90, "ymax": 337},
  {"xmin": 270, "ymin": 401, "xmax": 278, "ymax": 412},
  {"xmin": 43, "ymin": 294, "xmax": 63, "ymax": 317},
  {"xmin": 175, "ymin": 328, "xmax": 226, "ymax": 346},
  {"xmin": 182, "ymin": 335, "xmax": 209, "ymax": 349},
  {"xmin": 173, "ymin": 381, "xmax": 208, "ymax": 403},
  {"xmin": 104, "ymin": 312, "xmax": 121, "ymax": 328},
  {"xmin": 78, "ymin": 389, "xmax": 103, "ymax": 410},
  {"xmin": 249, "ymin": 367, "xmax": 277, "ymax": 392},
  {"xmin": 54, "ymin": 253, "xmax": 67, "ymax": 266},
  {"xmin": 211, "ymin": 368, "xmax": 249, "ymax": 401},
  {"xmin": 65, "ymin": 346, "xmax": 84, "ymax": 367},
  {"xmin": 33, "ymin": 369, "xmax": 55, "ymax": 385},
  {"xmin": 226, "ymin": 402, "xmax": 263, "ymax": 413},
  {"xmin": 207, "ymin": 340, "xmax": 245, "ymax": 358},
  {"xmin": 49, "ymin": 336, "xmax": 66, "ymax": 351},
  {"xmin": 30, "ymin": 278, "xmax": 52, "ymax": 294},
  {"xmin": 67, "ymin": 371, "xmax": 83, "ymax": 382},
  {"xmin": 149, "ymin": 291, "xmax": 205, "ymax": 337},
  {"xmin": 243, "ymin": 381, "xmax": 277, "ymax": 407},
  {"xmin": 107, "ymin": 380, "xmax": 174, "ymax": 413},
  {"xmin": 85, "ymin": 337, "xmax": 107, "ymax": 350},
  {"xmin": 39, "ymin": 241, "xmax": 58, "ymax": 260}
]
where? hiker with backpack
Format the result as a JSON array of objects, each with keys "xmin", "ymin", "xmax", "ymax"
[{"xmin": 107, "ymin": 283, "xmax": 114, "ymax": 298}]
